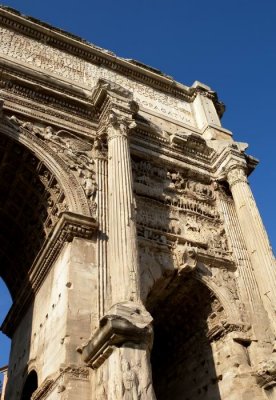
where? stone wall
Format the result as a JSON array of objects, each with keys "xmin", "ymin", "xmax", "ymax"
[
  {"xmin": 0, "ymin": 6, "xmax": 276, "ymax": 400},
  {"xmin": 5, "ymin": 238, "xmax": 97, "ymax": 400}
]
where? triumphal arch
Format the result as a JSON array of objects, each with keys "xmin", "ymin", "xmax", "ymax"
[{"xmin": 0, "ymin": 6, "xmax": 276, "ymax": 400}]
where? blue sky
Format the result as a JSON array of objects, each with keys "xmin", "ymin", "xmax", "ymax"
[{"xmin": 0, "ymin": 0, "xmax": 276, "ymax": 373}]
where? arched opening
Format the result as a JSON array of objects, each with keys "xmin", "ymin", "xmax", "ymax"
[
  {"xmin": 0, "ymin": 134, "xmax": 68, "ymax": 300},
  {"xmin": 148, "ymin": 275, "xmax": 224, "ymax": 400},
  {"xmin": 0, "ymin": 133, "xmax": 69, "ymax": 393},
  {"xmin": 20, "ymin": 370, "xmax": 38, "ymax": 400},
  {"xmin": 0, "ymin": 278, "xmax": 12, "ymax": 390}
]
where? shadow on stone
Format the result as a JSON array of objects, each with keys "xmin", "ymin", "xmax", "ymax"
[{"xmin": 148, "ymin": 276, "xmax": 222, "ymax": 400}]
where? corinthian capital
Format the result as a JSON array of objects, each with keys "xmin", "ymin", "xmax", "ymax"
[
  {"xmin": 106, "ymin": 110, "xmax": 137, "ymax": 141},
  {"xmin": 227, "ymin": 163, "xmax": 248, "ymax": 188}
]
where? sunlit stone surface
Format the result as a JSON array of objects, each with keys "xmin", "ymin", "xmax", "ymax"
[{"xmin": 0, "ymin": 6, "xmax": 275, "ymax": 400}]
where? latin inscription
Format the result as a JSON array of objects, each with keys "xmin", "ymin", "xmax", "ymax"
[{"xmin": 0, "ymin": 26, "xmax": 195, "ymax": 126}]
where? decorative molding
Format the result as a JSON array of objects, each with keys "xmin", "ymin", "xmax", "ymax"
[
  {"xmin": 5, "ymin": 112, "xmax": 97, "ymax": 216},
  {"xmin": 1, "ymin": 211, "xmax": 98, "ymax": 337},
  {"xmin": 32, "ymin": 365, "xmax": 90, "ymax": 399},
  {"xmin": 0, "ymin": 6, "xmax": 201, "ymax": 104},
  {"xmin": 81, "ymin": 302, "xmax": 153, "ymax": 369},
  {"xmin": 227, "ymin": 164, "xmax": 248, "ymax": 188}
]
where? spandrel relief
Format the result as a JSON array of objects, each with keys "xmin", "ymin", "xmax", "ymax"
[{"xmin": 8, "ymin": 115, "xmax": 97, "ymax": 216}]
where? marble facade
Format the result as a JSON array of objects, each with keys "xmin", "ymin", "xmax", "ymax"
[{"xmin": 0, "ymin": 6, "xmax": 275, "ymax": 399}]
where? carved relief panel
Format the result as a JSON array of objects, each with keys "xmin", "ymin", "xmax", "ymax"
[
  {"xmin": 7, "ymin": 115, "xmax": 97, "ymax": 217},
  {"xmin": 133, "ymin": 155, "xmax": 237, "ymax": 304},
  {"xmin": 132, "ymin": 156, "xmax": 231, "ymax": 258}
]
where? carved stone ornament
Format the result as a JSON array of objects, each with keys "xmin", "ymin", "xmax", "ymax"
[
  {"xmin": 173, "ymin": 242, "xmax": 198, "ymax": 275},
  {"xmin": 253, "ymin": 358, "xmax": 276, "ymax": 390},
  {"xmin": 226, "ymin": 164, "xmax": 248, "ymax": 188},
  {"xmin": 7, "ymin": 115, "xmax": 98, "ymax": 216},
  {"xmin": 81, "ymin": 302, "xmax": 153, "ymax": 369},
  {"xmin": 133, "ymin": 156, "xmax": 233, "ymax": 266},
  {"xmin": 105, "ymin": 110, "xmax": 137, "ymax": 141},
  {"xmin": 31, "ymin": 365, "xmax": 90, "ymax": 400}
]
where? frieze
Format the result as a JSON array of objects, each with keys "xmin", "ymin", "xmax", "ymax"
[
  {"xmin": 1, "ymin": 91, "xmax": 96, "ymax": 132},
  {"xmin": 132, "ymin": 157, "xmax": 233, "ymax": 263},
  {"xmin": 0, "ymin": 72, "xmax": 95, "ymax": 120},
  {"xmin": 132, "ymin": 158, "xmax": 216, "ymax": 207}
]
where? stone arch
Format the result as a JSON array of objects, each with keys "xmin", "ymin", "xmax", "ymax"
[
  {"xmin": 0, "ymin": 119, "xmax": 91, "ymax": 299},
  {"xmin": 193, "ymin": 267, "xmax": 240, "ymax": 323},
  {"xmin": 147, "ymin": 274, "xmax": 225, "ymax": 400},
  {"xmin": 0, "ymin": 119, "xmax": 91, "ymax": 216},
  {"xmin": 143, "ymin": 249, "xmax": 240, "ymax": 327},
  {"xmin": 20, "ymin": 369, "xmax": 38, "ymax": 400}
]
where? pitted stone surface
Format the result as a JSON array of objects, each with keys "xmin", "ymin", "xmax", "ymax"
[{"xmin": 0, "ymin": 6, "xmax": 275, "ymax": 400}]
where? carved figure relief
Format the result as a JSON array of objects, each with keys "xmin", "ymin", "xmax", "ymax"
[
  {"xmin": 212, "ymin": 267, "xmax": 239, "ymax": 301},
  {"xmin": 122, "ymin": 359, "xmax": 139, "ymax": 400},
  {"xmin": 139, "ymin": 244, "xmax": 173, "ymax": 301},
  {"xmin": 8, "ymin": 115, "xmax": 98, "ymax": 216},
  {"xmin": 133, "ymin": 157, "xmax": 231, "ymax": 253},
  {"xmin": 173, "ymin": 242, "xmax": 198, "ymax": 275}
]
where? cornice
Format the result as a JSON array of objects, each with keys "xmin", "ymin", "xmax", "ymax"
[
  {"xmin": 0, "ymin": 59, "xmax": 97, "ymax": 128},
  {"xmin": 0, "ymin": 5, "xmax": 223, "ymax": 112},
  {"xmin": 1, "ymin": 212, "xmax": 98, "ymax": 337}
]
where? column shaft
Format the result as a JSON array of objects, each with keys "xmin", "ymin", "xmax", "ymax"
[
  {"xmin": 107, "ymin": 117, "xmax": 140, "ymax": 305},
  {"xmin": 96, "ymin": 156, "xmax": 108, "ymax": 317},
  {"xmin": 228, "ymin": 166, "xmax": 276, "ymax": 329}
]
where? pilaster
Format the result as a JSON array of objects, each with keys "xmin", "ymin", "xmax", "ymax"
[{"xmin": 93, "ymin": 137, "xmax": 109, "ymax": 318}]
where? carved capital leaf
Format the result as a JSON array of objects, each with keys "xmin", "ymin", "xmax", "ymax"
[
  {"xmin": 106, "ymin": 110, "xmax": 137, "ymax": 141},
  {"xmin": 227, "ymin": 164, "xmax": 248, "ymax": 188}
]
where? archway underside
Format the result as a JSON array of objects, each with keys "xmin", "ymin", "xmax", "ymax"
[
  {"xmin": 148, "ymin": 276, "xmax": 225, "ymax": 400},
  {"xmin": 0, "ymin": 134, "xmax": 68, "ymax": 299}
]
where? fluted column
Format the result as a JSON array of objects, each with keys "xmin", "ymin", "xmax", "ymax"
[
  {"xmin": 93, "ymin": 137, "xmax": 109, "ymax": 318},
  {"xmin": 227, "ymin": 163, "xmax": 276, "ymax": 330},
  {"xmin": 83, "ymin": 105, "xmax": 155, "ymax": 400},
  {"xmin": 106, "ymin": 110, "xmax": 140, "ymax": 305}
]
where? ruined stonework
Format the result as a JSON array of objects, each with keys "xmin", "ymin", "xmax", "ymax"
[{"xmin": 0, "ymin": 6, "xmax": 276, "ymax": 400}]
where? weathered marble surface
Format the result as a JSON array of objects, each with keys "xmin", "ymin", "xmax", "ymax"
[{"xmin": 0, "ymin": 6, "xmax": 275, "ymax": 400}]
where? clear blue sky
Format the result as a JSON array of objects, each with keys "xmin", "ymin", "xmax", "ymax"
[{"xmin": 0, "ymin": 0, "xmax": 276, "ymax": 373}]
